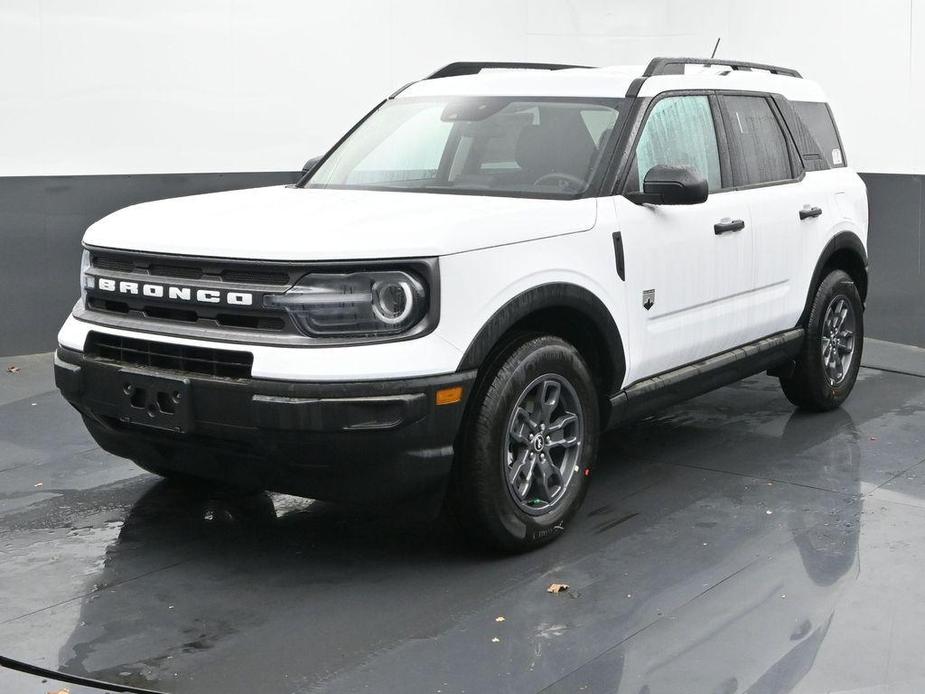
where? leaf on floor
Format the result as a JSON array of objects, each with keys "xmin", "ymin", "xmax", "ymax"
[{"xmin": 547, "ymin": 583, "xmax": 569, "ymax": 594}]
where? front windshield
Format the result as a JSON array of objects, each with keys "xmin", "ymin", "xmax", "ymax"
[{"xmin": 304, "ymin": 96, "xmax": 623, "ymax": 198}]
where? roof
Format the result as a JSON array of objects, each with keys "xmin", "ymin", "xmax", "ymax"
[{"xmin": 398, "ymin": 59, "xmax": 828, "ymax": 103}]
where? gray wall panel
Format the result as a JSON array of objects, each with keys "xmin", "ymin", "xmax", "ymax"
[
  {"xmin": 0, "ymin": 172, "xmax": 298, "ymax": 356},
  {"xmin": 0, "ymin": 171, "xmax": 922, "ymax": 356},
  {"xmin": 860, "ymin": 173, "xmax": 924, "ymax": 348}
]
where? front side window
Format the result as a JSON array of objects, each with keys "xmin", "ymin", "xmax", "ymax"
[
  {"xmin": 723, "ymin": 95, "xmax": 794, "ymax": 185},
  {"xmin": 630, "ymin": 95, "xmax": 722, "ymax": 192},
  {"xmin": 305, "ymin": 96, "xmax": 623, "ymax": 198}
]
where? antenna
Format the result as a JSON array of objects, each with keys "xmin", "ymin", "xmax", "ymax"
[{"xmin": 710, "ymin": 37, "xmax": 721, "ymax": 60}]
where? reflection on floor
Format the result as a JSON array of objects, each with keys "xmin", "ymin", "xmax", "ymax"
[{"xmin": 0, "ymin": 340, "xmax": 923, "ymax": 694}]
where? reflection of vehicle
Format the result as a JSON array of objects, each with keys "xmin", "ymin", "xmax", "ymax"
[
  {"xmin": 51, "ymin": 407, "xmax": 863, "ymax": 692},
  {"xmin": 573, "ymin": 408, "xmax": 862, "ymax": 693},
  {"xmin": 55, "ymin": 57, "xmax": 869, "ymax": 550}
]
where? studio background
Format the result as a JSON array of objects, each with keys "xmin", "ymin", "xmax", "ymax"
[{"xmin": 1, "ymin": 0, "xmax": 921, "ymax": 355}]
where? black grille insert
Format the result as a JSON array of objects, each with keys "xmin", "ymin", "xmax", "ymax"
[
  {"xmin": 91, "ymin": 251, "xmax": 295, "ymax": 285},
  {"xmin": 93, "ymin": 256, "xmax": 134, "ymax": 273},
  {"xmin": 221, "ymin": 269, "xmax": 291, "ymax": 285},
  {"xmin": 149, "ymin": 264, "xmax": 204, "ymax": 280},
  {"xmin": 86, "ymin": 332, "xmax": 253, "ymax": 379}
]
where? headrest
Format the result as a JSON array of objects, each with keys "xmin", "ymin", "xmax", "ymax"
[{"xmin": 514, "ymin": 111, "xmax": 597, "ymax": 179}]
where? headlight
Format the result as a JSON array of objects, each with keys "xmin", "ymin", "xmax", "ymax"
[
  {"xmin": 265, "ymin": 270, "xmax": 427, "ymax": 337},
  {"xmin": 79, "ymin": 250, "xmax": 92, "ymax": 304}
]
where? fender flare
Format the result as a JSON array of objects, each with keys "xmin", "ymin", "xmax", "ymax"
[
  {"xmin": 798, "ymin": 231, "xmax": 869, "ymax": 327},
  {"xmin": 457, "ymin": 283, "xmax": 626, "ymax": 393}
]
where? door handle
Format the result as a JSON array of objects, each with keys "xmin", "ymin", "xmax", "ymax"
[
  {"xmin": 714, "ymin": 218, "xmax": 745, "ymax": 235},
  {"xmin": 799, "ymin": 205, "xmax": 823, "ymax": 220}
]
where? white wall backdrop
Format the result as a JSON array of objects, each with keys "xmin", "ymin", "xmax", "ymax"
[{"xmin": 0, "ymin": 0, "xmax": 916, "ymax": 176}]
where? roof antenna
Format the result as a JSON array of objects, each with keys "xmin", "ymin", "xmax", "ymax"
[{"xmin": 710, "ymin": 37, "xmax": 721, "ymax": 60}]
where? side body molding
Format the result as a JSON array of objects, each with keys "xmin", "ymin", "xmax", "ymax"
[{"xmin": 457, "ymin": 283, "xmax": 626, "ymax": 394}]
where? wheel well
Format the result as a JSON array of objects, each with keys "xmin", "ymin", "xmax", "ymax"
[
  {"xmin": 484, "ymin": 306, "xmax": 622, "ymax": 408},
  {"xmin": 822, "ymin": 248, "xmax": 868, "ymax": 302},
  {"xmin": 458, "ymin": 283, "xmax": 626, "ymax": 409}
]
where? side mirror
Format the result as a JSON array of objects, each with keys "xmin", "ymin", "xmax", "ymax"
[
  {"xmin": 626, "ymin": 165, "xmax": 709, "ymax": 205},
  {"xmin": 302, "ymin": 156, "xmax": 321, "ymax": 174}
]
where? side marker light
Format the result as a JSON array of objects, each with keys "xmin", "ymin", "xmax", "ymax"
[{"xmin": 436, "ymin": 386, "xmax": 463, "ymax": 406}]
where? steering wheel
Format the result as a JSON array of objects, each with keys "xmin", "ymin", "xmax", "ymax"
[{"xmin": 533, "ymin": 172, "xmax": 587, "ymax": 191}]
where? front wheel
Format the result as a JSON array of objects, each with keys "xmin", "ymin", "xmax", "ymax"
[
  {"xmin": 780, "ymin": 269, "xmax": 864, "ymax": 411},
  {"xmin": 450, "ymin": 335, "xmax": 599, "ymax": 552}
]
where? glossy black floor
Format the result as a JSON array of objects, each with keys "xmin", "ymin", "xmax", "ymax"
[{"xmin": 1, "ymin": 340, "xmax": 924, "ymax": 694}]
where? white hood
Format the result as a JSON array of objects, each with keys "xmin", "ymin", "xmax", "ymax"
[{"xmin": 83, "ymin": 186, "xmax": 598, "ymax": 260}]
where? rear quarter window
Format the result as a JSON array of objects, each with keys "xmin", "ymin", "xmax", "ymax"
[{"xmin": 793, "ymin": 102, "xmax": 845, "ymax": 168}]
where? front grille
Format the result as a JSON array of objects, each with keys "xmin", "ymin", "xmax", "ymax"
[
  {"xmin": 222, "ymin": 269, "xmax": 291, "ymax": 285},
  {"xmin": 93, "ymin": 256, "xmax": 134, "ymax": 273},
  {"xmin": 149, "ymin": 263, "xmax": 204, "ymax": 280},
  {"xmin": 85, "ymin": 249, "xmax": 301, "ymax": 339},
  {"xmin": 91, "ymin": 253, "xmax": 295, "ymax": 285},
  {"xmin": 86, "ymin": 297, "xmax": 287, "ymax": 331},
  {"xmin": 86, "ymin": 331, "xmax": 253, "ymax": 379}
]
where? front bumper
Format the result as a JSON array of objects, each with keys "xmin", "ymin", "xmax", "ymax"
[{"xmin": 55, "ymin": 346, "xmax": 475, "ymax": 502}]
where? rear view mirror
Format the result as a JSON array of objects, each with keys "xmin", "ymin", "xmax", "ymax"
[
  {"xmin": 302, "ymin": 156, "xmax": 321, "ymax": 174},
  {"xmin": 626, "ymin": 165, "xmax": 709, "ymax": 205}
]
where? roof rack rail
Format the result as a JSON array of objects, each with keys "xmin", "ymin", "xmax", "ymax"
[
  {"xmin": 642, "ymin": 57, "xmax": 802, "ymax": 78},
  {"xmin": 426, "ymin": 61, "xmax": 588, "ymax": 80},
  {"xmin": 642, "ymin": 58, "xmax": 803, "ymax": 78},
  {"xmin": 624, "ymin": 56, "xmax": 802, "ymax": 98}
]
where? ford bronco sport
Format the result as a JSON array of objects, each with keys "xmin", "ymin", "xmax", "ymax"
[{"xmin": 55, "ymin": 58, "xmax": 869, "ymax": 551}]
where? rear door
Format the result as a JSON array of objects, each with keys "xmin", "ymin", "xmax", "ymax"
[
  {"xmin": 614, "ymin": 93, "xmax": 754, "ymax": 384},
  {"xmin": 717, "ymin": 93, "xmax": 811, "ymax": 337}
]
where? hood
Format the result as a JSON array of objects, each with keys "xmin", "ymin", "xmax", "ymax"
[{"xmin": 83, "ymin": 186, "xmax": 598, "ymax": 260}]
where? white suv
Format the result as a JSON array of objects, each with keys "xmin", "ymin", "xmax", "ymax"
[{"xmin": 55, "ymin": 58, "xmax": 869, "ymax": 550}]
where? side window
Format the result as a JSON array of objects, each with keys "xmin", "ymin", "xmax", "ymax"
[
  {"xmin": 793, "ymin": 101, "xmax": 845, "ymax": 167},
  {"xmin": 722, "ymin": 96, "xmax": 793, "ymax": 186},
  {"xmin": 630, "ymin": 95, "xmax": 722, "ymax": 192}
]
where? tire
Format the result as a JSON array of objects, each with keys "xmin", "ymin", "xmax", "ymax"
[
  {"xmin": 450, "ymin": 335, "xmax": 599, "ymax": 552},
  {"xmin": 780, "ymin": 269, "xmax": 864, "ymax": 411}
]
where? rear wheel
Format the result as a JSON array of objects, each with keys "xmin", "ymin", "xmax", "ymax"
[
  {"xmin": 780, "ymin": 269, "xmax": 864, "ymax": 411},
  {"xmin": 450, "ymin": 335, "xmax": 599, "ymax": 552}
]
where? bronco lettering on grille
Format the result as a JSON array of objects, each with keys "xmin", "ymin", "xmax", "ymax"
[{"xmin": 94, "ymin": 277, "xmax": 253, "ymax": 306}]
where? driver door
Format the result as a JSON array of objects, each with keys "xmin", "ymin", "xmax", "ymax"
[{"xmin": 613, "ymin": 93, "xmax": 754, "ymax": 384}]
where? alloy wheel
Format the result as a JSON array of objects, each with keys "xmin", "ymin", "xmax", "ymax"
[
  {"xmin": 821, "ymin": 295, "xmax": 856, "ymax": 386},
  {"xmin": 503, "ymin": 374, "xmax": 584, "ymax": 515}
]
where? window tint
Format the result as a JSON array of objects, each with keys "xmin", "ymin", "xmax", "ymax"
[
  {"xmin": 793, "ymin": 101, "xmax": 845, "ymax": 167},
  {"xmin": 631, "ymin": 95, "xmax": 722, "ymax": 192},
  {"xmin": 723, "ymin": 96, "xmax": 793, "ymax": 185}
]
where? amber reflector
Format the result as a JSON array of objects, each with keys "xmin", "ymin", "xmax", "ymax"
[{"xmin": 435, "ymin": 386, "xmax": 463, "ymax": 405}]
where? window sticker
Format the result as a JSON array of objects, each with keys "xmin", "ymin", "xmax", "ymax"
[{"xmin": 832, "ymin": 148, "xmax": 843, "ymax": 166}]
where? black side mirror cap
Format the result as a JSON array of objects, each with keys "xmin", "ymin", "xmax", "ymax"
[
  {"xmin": 302, "ymin": 156, "xmax": 322, "ymax": 174},
  {"xmin": 625, "ymin": 165, "xmax": 709, "ymax": 205}
]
